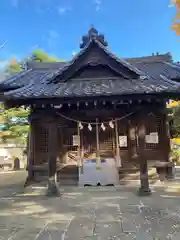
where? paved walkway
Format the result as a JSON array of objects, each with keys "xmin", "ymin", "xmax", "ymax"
[
  {"xmin": 0, "ymin": 170, "xmax": 27, "ymax": 197},
  {"xmin": 1, "ymin": 170, "xmax": 180, "ymax": 239},
  {"xmin": 0, "ymin": 185, "xmax": 180, "ymax": 239}
]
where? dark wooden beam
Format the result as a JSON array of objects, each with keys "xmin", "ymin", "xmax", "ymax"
[
  {"xmin": 3, "ymin": 92, "xmax": 171, "ymax": 108},
  {"xmin": 46, "ymin": 120, "xmax": 60, "ymax": 197}
]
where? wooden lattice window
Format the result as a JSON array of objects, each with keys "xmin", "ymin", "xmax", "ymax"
[
  {"xmin": 99, "ymin": 128, "xmax": 114, "ymax": 151},
  {"xmin": 35, "ymin": 125, "xmax": 49, "ymax": 153}
]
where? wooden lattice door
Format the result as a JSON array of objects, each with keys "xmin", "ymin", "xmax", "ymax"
[
  {"xmin": 99, "ymin": 127, "xmax": 115, "ymax": 158},
  {"xmin": 82, "ymin": 126, "xmax": 97, "ymax": 159}
]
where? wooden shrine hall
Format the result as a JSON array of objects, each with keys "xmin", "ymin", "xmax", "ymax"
[{"xmin": 1, "ymin": 27, "xmax": 180, "ymax": 195}]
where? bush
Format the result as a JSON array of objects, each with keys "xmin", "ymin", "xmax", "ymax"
[{"xmin": 171, "ymin": 147, "xmax": 180, "ymax": 165}]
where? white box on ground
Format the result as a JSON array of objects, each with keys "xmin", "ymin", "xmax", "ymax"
[{"xmin": 78, "ymin": 158, "xmax": 119, "ymax": 186}]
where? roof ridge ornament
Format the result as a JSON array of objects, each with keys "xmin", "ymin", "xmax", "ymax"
[{"xmin": 80, "ymin": 25, "xmax": 108, "ymax": 49}]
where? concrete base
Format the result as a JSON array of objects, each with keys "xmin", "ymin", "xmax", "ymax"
[
  {"xmin": 46, "ymin": 180, "xmax": 60, "ymax": 197},
  {"xmin": 137, "ymin": 186, "xmax": 152, "ymax": 196}
]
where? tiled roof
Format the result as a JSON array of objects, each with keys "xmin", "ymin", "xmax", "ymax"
[
  {"xmin": 0, "ymin": 69, "xmax": 52, "ymax": 90},
  {"xmin": 4, "ymin": 76, "xmax": 180, "ymax": 99},
  {"xmin": 125, "ymin": 53, "xmax": 172, "ymax": 63},
  {"xmin": 1, "ymin": 39, "xmax": 180, "ymax": 100},
  {"xmin": 133, "ymin": 62, "xmax": 180, "ymax": 80},
  {"xmin": 0, "ymin": 62, "xmax": 67, "ymax": 91},
  {"xmin": 3, "ymin": 62, "xmax": 180, "ymax": 100}
]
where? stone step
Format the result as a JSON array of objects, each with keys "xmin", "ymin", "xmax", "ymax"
[
  {"xmin": 57, "ymin": 173, "xmax": 78, "ymax": 179},
  {"xmin": 58, "ymin": 179, "xmax": 78, "ymax": 185},
  {"xmin": 57, "ymin": 165, "xmax": 78, "ymax": 175}
]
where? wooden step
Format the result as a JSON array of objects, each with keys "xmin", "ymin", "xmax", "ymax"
[
  {"xmin": 58, "ymin": 165, "xmax": 78, "ymax": 174},
  {"xmin": 59, "ymin": 179, "xmax": 78, "ymax": 186},
  {"xmin": 57, "ymin": 164, "xmax": 79, "ymax": 185}
]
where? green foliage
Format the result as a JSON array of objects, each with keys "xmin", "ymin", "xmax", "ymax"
[
  {"xmin": 1, "ymin": 49, "xmax": 64, "ymax": 145},
  {"xmin": 0, "ymin": 104, "xmax": 29, "ymax": 144},
  {"xmin": 169, "ymin": 106, "xmax": 180, "ymax": 137},
  {"xmin": 172, "ymin": 148, "xmax": 180, "ymax": 158},
  {"xmin": 31, "ymin": 49, "xmax": 51, "ymax": 62},
  {"xmin": 5, "ymin": 49, "xmax": 64, "ymax": 76},
  {"xmin": 171, "ymin": 145, "xmax": 180, "ymax": 165},
  {"xmin": 5, "ymin": 57, "xmax": 21, "ymax": 75},
  {"xmin": 31, "ymin": 49, "xmax": 63, "ymax": 63}
]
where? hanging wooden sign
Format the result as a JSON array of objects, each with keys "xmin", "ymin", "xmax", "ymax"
[{"xmin": 72, "ymin": 135, "xmax": 80, "ymax": 146}]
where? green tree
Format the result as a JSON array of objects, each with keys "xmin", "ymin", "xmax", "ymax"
[
  {"xmin": 31, "ymin": 49, "xmax": 51, "ymax": 62},
  {"xmin": 169, "ymin": 106, "xmax": 180, "ymax": 137},
  {"xmin": 0, "ymin": 104, "xmax": 29, "ymax": 145},
  {"xmin": 5, "ymin": 49, "xmax": 63, "ymax": 75},
  {"xmin": 5, "ymin": 57, "xmax": 21, "ymax": 75},
  {"xmin": 31, "ymin": 49, "xmax": 63, "ymax": 62},
  {"xmin": 1, "ymin": 49, "xmax": 63, "ymax": 145}
]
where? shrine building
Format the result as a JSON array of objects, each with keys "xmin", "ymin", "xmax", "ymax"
[{"xmin": 1, "ymin": 27, "xmax": 180, "ymax": 193}]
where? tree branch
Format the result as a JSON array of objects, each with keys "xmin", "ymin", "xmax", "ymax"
[{"xmin": 0, "ymin": 40, "xmax": 7, "ymax": 51}]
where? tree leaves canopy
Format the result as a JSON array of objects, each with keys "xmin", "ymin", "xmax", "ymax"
[
  {"xmin": 172, "ymin": 0, "xmax": 180, "ymax": 35},
  {"xmin": 1, "ymin": 49, "xmax": 64, "ymax": 145}
]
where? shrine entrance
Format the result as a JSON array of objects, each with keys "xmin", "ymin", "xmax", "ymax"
[
  {"xmin": 81, "ymin": 120, "xmax": 116, "ymax": 159},
  {"xmin": 55, "ymin": 108, "xmax": 139, "ymax": 169}
]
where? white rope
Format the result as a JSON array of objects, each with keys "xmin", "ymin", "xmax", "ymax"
[{"xmin": 56, "ymin": 110, "xmax": 136, "ymax": 125}]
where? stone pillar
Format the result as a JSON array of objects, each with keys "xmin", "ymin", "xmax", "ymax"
[
  {"xmin": 138, "ymin": 114, "xmax": 151, "ymax": 196},
  {"xmin": 47, "ymin": 120, "xmax": 60, "ymax": 197}
]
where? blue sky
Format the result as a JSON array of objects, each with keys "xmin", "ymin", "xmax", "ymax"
[{"xmin": 0, "ymin": 0, "xmax": 179, "ymax": 68}]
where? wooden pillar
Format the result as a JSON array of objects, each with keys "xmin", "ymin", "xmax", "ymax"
[
  {"xmin": 27, "ymin": 119, "xmax": 35, "ymax": 181},
  {"xmin": 138, "ymin": 114, "xmax": 151, "ymax": 196},
  {"xmin": 163, "ymin": 109, "xmax": 173, "ymax": 179},
  {"xmin": 128, "ymin": 120, "xmax": 138, "ymax": 161},
  {"xmin": 115, "ymin": 119, "xmax": 121, "ymax": 167},
  {"xmin": 163, "ymin": 112, "xmax": 171, "ymax": 162},
  {"xmin": 77, "ymin": 121, "xmax": 84, "ymax": 174},
  {"xmin": 47, "ymin": 120, "xmax": 60, "ymax": 196},
  {"xmin": 96, "ymin": 118, "xmax": 100, "ymax": 169},
  {"xmin": 77, "ymin": 121, "xmax": 81, "ymax": 167}
]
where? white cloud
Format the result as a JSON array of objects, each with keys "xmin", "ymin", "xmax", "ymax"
[
  {"xmin": 11, "ymin": 0, "xmax": 19, "ymax": 7},
  {"xmin": 58, "ymin": 6, "xmax": 70, "ymax": 15},
  {"xmin": 72, "ymin": 51, "xmax": 77, "ymax": 57},
  {"xmin": 35, "ymin": 0, "xmax": 53, "ymax": 15},
  {"xmin": 0, "ymin": 60, "xmax": 9, "ymax": 70},
  {"xmin": 94, "ymin": 0, "xmax": 102, "ymax": 11}
]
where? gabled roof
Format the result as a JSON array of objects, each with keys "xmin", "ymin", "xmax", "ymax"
[
  {"xmin": 47, "ymin": 38, "xmax": 148, "ymax": 83},
  {"xmin": 1, "ymin": 28, "xmax": 180, "ymax": 101}
]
